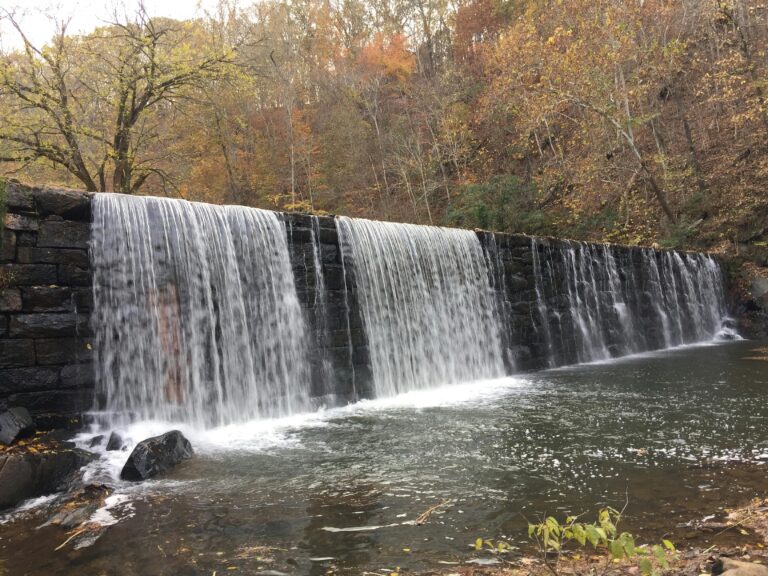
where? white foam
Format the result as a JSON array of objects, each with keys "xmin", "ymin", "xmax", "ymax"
[
  {"xmin": 80, "ymin": 376, "xmax": 529, "ymax": 458},
  {"xmin": 89, "ymin": 493, "xmax": 134, "ymax": 527},
  {"xmin": 321, "ymin": 523, "xmax": 399, "ymax": 532},
  {"xmin": 342, "ymin": 377, "xmax": 526, "ymax": 413},
  {"xmin": 0, "ymin": 493, "xmax": 60, "ymax": 524},
  {"xmin": 546, "ymin": 337, "xmax": 741, "ymax": 371},
  {"xmin": 192, "ymin": 376, "xmax": 527, "ymax": 452},
  {"xmin": 15, "ymin": 493, "xmax": 59, "ymax": 512}
]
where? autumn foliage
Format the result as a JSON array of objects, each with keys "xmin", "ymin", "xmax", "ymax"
[{"xmin": 1, "ymin": 0, "xmax": 767, "ymax": 251}]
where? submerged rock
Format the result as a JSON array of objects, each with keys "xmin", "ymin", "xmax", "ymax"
[
  {"xmin": 0, "ymin": 407, "xmax": 35, "ymax": 445},
  {"xmin": 120, "ymin": 430, "xmax": 193, "ymax": 481},
  {"xmin": 88, "ymin": 434, "xmax": 105, "ymax": 448},
  {"xmin": 105, "ymin": 431, "xmax": 123, "ymax": 451},
  {"xmin": 0, "ymin": 448, "xmax": 95, "ymax": 509},
  {"xmin": 45, "ymin": 484, "xmax": 111, "ymax": 530}
]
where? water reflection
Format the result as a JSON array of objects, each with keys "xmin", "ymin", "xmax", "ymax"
[
  {"xmin": 1, "ymin": 341, "xmax": 767, "ymax": 575},
  {"xmin": 302, "ymin": 484, "xmax": 384, "ymax": 573}
]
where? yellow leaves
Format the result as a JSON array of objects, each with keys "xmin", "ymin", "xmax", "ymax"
[
  {"xmin": 546, "ymin": 26, "xmax": 573, "ymax": 47},
  {"xmin": 357, "ymin": 33, "xmax": 415, "ymax": 85}
]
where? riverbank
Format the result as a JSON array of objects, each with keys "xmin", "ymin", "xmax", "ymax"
[
  {"xmin": 3, "ymin": 461, "xmax": 768, "ymax": 575},
  {"xmin": 420, "ymin": 497, "xmax": 768, "ymax": 576},
  {"xmin": 423, "ymin": 495, "xmax": 768, "ymax": 576}
]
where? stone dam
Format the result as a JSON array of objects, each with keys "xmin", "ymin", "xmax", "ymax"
[{"xmin": 0, "ymin": 182, "xmax": 735, "ymax": 428}]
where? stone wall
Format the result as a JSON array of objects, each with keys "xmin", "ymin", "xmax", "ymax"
[
  {"xmin": 0, "ymin": 182, "xmax": 731, "ymax": 423},
  {"xmin": 0, "ymin": 185, "xmax": 379, "ymax": 422},
  {"xmin": 0, "ymin": 182, "xmax": 93, "ymax": 428},
  {"xmin": 285, "ymin": 214, "xmax": 374, "ymax": 403}
]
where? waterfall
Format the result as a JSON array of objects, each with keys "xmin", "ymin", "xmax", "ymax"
[
  {"xmin": 531, "ymin": 239, "xmax": 732, "ymax": 364},
  {"xmin": 91, "ymin": 194, "xmax": 311, "ymax": 428},
  {"xmin": 337, "ymin": 217, "xmax": 505, "ymax": 397},
  {"xmin": 531, "ymin": 238, "xmax": 556, "ymax": 367},
  {"xmin": 90, "ymin": 191, "xmax": 733, "ymax": 427}
]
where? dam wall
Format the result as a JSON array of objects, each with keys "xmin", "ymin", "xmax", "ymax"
[{"xmin": 0, "ymin": 183, "xmax": 732, "ymax": 426}]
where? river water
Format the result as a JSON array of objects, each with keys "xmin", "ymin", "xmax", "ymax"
[{"xmin": 1, "ymin": 339, "xmax": 767, "ymax": 575}]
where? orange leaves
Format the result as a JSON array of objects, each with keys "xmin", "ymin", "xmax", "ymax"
[{"xmin": 357, "ymin": 33, "xmax": 415, "ymax": 85}]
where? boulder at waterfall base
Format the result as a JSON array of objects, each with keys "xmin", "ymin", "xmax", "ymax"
[
  {"xmin": 0, "ymin": 407, "xmax": 35, "ymax": 445},
  {"xmin": 120, "ymin": 430, "xmax": 193, "ymax": 481},
  {"xmin": 106, "ymin": 431, "xmax": 123, "ymax": 451},
  {"xmin": 0, "ymin": 439, "xmax": 95, "ymax": 509}
]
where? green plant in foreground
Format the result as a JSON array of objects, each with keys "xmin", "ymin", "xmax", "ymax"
[
  {"xmin": 474, "ymin": 537, "xmax": 514, "ymax": 555},
  {"xmin": 528, "ymin": 507, "xmax": 675, "ymax": 576}
]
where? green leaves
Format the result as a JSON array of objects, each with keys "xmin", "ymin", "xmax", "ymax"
[
  {"xmin": 662, "ymin": 539, "xmax": 676, "ymax": 551},
  {"xmin": 473, "ymin": 537, "xmax": 513, "ymax": 555},
  {"xmin": 528, "ymin": 508, "xmax": 676, "ymax": 575}
]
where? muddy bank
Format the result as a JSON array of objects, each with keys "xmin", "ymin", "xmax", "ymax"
[{"xmin": 420, "ymin": 495, "xmax": 768, "ymax": 576}]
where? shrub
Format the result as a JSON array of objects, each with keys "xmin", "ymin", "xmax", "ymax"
[
  {"xmin": 528, "ymin": 507, "xmax": 675, "ymax": 576},
  {"xmin": 445, "ymin": 175, "xmax": 555, "ymax": 235}
]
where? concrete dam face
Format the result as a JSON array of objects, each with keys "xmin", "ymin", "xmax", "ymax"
[{"xmin": 0, "ymin": 184, "xmax": 736, "ymax": 427}]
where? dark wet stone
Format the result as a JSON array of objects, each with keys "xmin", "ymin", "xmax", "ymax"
[
  {"xmin": 88, "ymin": 435, "xmax": 105, "ymax": 448},
  {"xmin": 58, "ymin": 264, "xmax": 91, "ymax": 287},
  {"xmin": 60, "ymin": 364, "xmax": 95, "ymax": 389},
  {"xmin": 0, "ymin": 340, "xmax": 35, "ymax": 367},
  {"xmin": 120, "ymin": 430, "xmax": 193, "ymax": 481},
  {"xmin": 16, "ymin": 247, "xmax": 89, "ymax": 268},
  {"xmin": 37, "ymin": 221, "xmax": 89, "ymax": 249},
  {"xmin": 9, "ymin": 312, "xmax": 87, "ymax": 338},
  {"xmin": 21, "ymin": 286, "xmax": 73, "ymax": 312},
  {"xmin": 4, "ymin": 181, "xmax": 35, "ymax": 211},
  {"xmin": 287, "ymin": 226, "xmax": 313, "ymax": 243},
  {"xmin": 34, "ymin": 188, "xmax": 92, "ymax": 221},
  {"xmin": 106, "ymin": 431, "xmax": 123, "ymax": 451},
  {"xmin": 35, "ymin": 338, "xmax": 93, "ymax": 366},
  {"xmin": 15, "ymin": 232, "xmax": 37, "ymax": 247},
  {"xmin": 0, "ymin": 288, "xmax": 22, "ymax": 312},
  {"xmin": 0, "ymin": 448, "xmax": 95, "ymax": 509},
  {"xmin": 4, "ymin": 213, "xmax": 39, "ymax": 232},
  {"xmin": 5, "ymin": 389, "xmax": 90, "ymax": 416},
  {"xmin": 39, "ymin": 428, "xmax": 75, "ymax": 444},
  {"xmin": 1, "ymin": 230, "xmax": 16, "ymax": 261},
  {"xmin": 0, "ymin": 263, "xmax": 57, "ymax": 286},
  {"xmin": 0, "ymin": 406, "xmax": 35, "ymax": 445}
]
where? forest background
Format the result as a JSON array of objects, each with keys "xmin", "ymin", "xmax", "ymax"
[{"xmin": 1, "ymin": 0, "xmax": 767, "ymax": 258}]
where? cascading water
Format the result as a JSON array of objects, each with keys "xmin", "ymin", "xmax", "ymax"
[
  {"xmin": 90, "ymin": 191, "xmax": 734, "ymax": 428},
  {"xmin": 336, "ymin": 217, "xmax": 505, "ymax": 397},
  {"xmin": 91, "ymin": 194, "xmax": 312, "ymax": 428},
  {"xmin": 530, "ymin": 239, "xmax": 733, "ymax": 364}
]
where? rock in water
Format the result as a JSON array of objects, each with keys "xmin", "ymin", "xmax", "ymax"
[
  {"xmin": 120, "ymin": 430, "xmax": 193, "ymax": 481},
  {"xmin": 0, "ymin": 407, "xmax": 35, "ymax": 445},
  {"xmin": 105, "ymin": 431, "xmax": 123, "ymax": 451},
  {"xmin": 0, "ymin": 448, "xmax": 95, "ymax": 509},
  {"xmin": 88, "ymin": 435, "xmax": 105, "ymax": 448}
]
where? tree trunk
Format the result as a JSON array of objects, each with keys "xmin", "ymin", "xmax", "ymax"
[{"xmin": 640, "ymin": 160, "xmax": 677, "ymax": 224}]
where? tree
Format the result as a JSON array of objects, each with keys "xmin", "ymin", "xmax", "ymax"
[
  {"xmin": 0, "ymin": 6, "xmax": 234, "ymax": 193},
  {"xmin": 484, "ymin": 0, "xmax": 682, "ymax": 224}
]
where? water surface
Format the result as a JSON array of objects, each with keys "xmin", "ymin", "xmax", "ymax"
[{"xmin": 1, "ymin": 340, "xmax": 767, "ymax": 575}]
